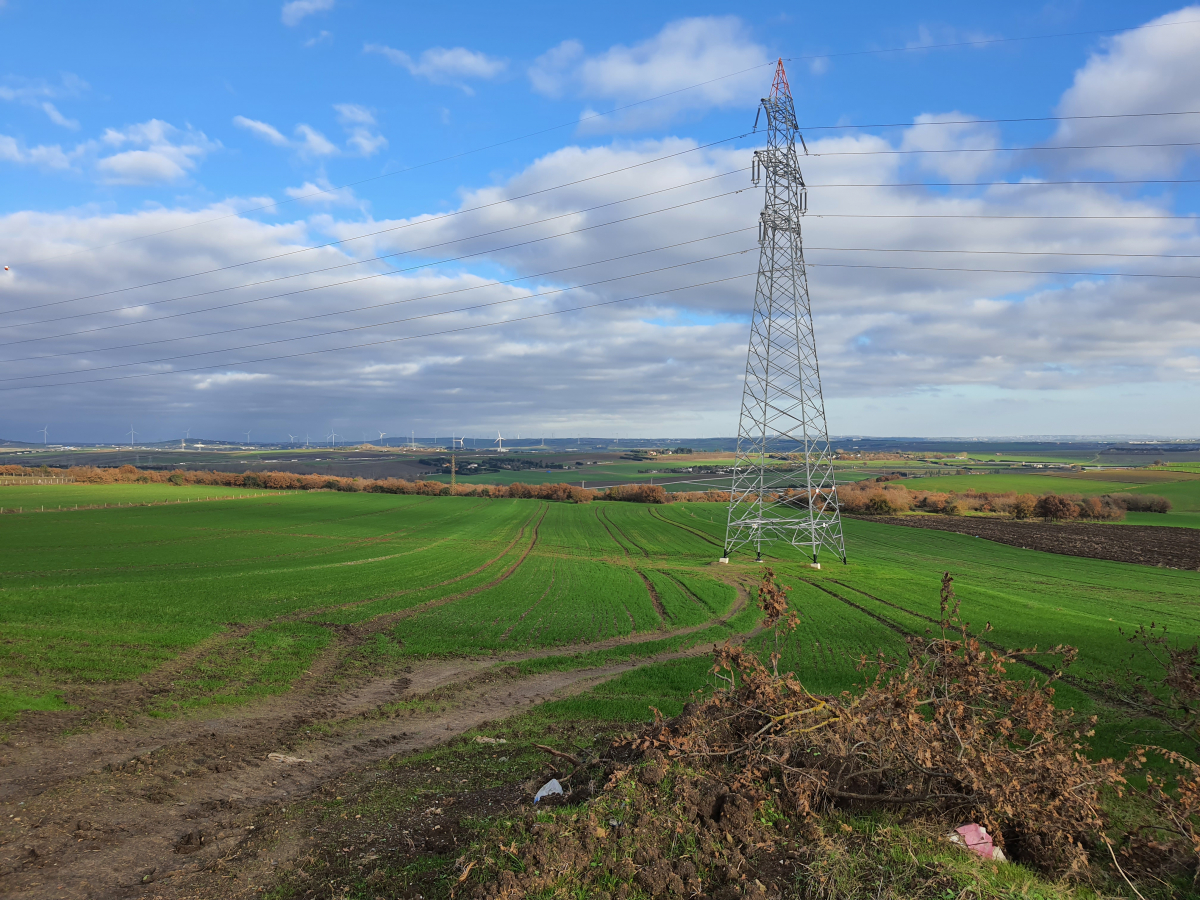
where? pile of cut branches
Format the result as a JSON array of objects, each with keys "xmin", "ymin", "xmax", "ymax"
[
  {"xmin": 634, "ymin": 571, "xmax": 1116, "ymax": 875},
  {"xmin": 464, "ymin": 570, "xmax": 1200, "ymax": 898}
]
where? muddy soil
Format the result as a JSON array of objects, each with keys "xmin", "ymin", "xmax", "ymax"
[
  {"xmin": 0, "ymin": 578, "xmax": 757, "ymax": 900},
  {"xmin": 866, "ymin": 515, "xmax": 1200, "ymax": 570}
]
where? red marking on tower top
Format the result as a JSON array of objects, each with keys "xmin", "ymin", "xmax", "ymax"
[{"xmin": 770, "ymin": 58, "xmax": 791, "ymax": 100}]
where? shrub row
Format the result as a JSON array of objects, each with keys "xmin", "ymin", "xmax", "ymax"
[
  {"xmin": 0, "ymin": 465, "xmax": 733, "ymax": 506},
  {"xmin": 836, "ymin": 481, "xmax": 1171, "ymax": 519}
]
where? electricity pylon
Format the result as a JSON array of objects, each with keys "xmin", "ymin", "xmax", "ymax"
[{"xmin": 724, "ymin": 59, "xmax": 845, "ymax": 565}]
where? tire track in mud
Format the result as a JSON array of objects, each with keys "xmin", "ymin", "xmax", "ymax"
[
  {"xmin": 0, "ymin": 579, "xmax": 757, "ymax": 811},
  {"xmin": 664, "ymin": 570, "xmax": 711, "ymax": 612},
  {"xmin": 808, "ymin": 578, "xmax": 1144, "ymax": 716},
  {"xmin": 593, "ymin": 506, "xmax": 632, "ymax": 560},
  {"xmin": 252, "ymin": 506, "xmax": 551, "ymax": 709},
  {"xmin": 636, "ymin": 570, "xmax": 670, "ymax": 628},
  {"xmin": 0, "ymin": 610, "xmax": 764, "ymax": 900},
  {"xmin": 305, "ymin": 502, "xmax": 545, "ymax": 617},
  {"xmin": 300, "ymin": 503, "xmax": 550, "ymax": 650},
  {"xmin": 7, "ymin": 496, "xmax": 469, "ymax": 579},
  {"xmin": 26, "ymin": 509, "xmax": 547, "ymax": 733},
  {"xmin": 498, "ymin": 561, "xmax": 556, "ymax": 641},
  {"xmin": 647, "ymin": 507, "xmax": 725, "ymax": 549},
  {"xmin": 592, "ymin": 509, "xmax": 665, "ymax": 628},
  {"xmin": 601, "ymin": 507, "xmax": 650, "ymax": 558}
]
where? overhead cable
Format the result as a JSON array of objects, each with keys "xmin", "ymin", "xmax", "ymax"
[
  {"xmin": 1, "ymin": 133, "xmax": 750, "ymax": 316},
  {"xmin": 804, "ymin": 245, "xmax": 1200, "ymax": 260},
  {"xmin": 16, "ymin": 12, "xmax": 1200, "ymax": 265},
  {"xmin": 0, "ymin": 248, "xmax": 758, "ymax": 383},
  {"xmin": 1, "ymin": 182, "xmax": 752, "ymax": 343},
  {"xmin": 0, "ymin": 272, "xmax": 760, "ymax": 392},
  {"xmin": 7, "ymin": 148, "xmax": 1197, "ymax": 321},
  {"xmin": 5, "ymin": 228, "xmax": 757, "ymax": 363},
  {"xmin": 9, "ymin": 254, "xmax": 1200, "ymax": 389},
  {"xmin": 809, "ymin": 140, "xmax": 1200, "ymax": 156},
  {"xmin": 804, "ymin": 260, "xmax": 1200, "ymax": 278},
  {"xmin": 810, "ymin": 213, "xmax": 1197, "ymax": 220}
]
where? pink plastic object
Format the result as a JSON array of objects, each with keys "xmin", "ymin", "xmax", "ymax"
[{"xmin": 955, "ymin": 824, "xmax": 995, "ymax": 859}]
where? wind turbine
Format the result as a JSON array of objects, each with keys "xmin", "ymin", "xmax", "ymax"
[
  {"xmin": 287, "ymin": 433, "xmax": 297, "ymax": 445},
  {"xmin": 127, "ymin": 425, "xmax": 137, "ymax": 448},
  {"xmin": 38, "ymin": 425, "xmax": 48, "ymax": 445},
  {"xmin": 494, "ymin": 431, "xmax": 508, "ymax": 453},
  {"xmin": 328, "ymin": 430, "xmax": 339, "ymax": 447},
  {"xmin": 305, "ymin": 434, "xmax": 310, "ymax": 448},
  {"xmin": 378, "ymin": 431, "xmax": 387, "ymax": 445}
]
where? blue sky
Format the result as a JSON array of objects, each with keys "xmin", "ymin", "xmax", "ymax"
[{"xmin": 1, "ymin": 1, "xmax": 1198, "ymax": 441}]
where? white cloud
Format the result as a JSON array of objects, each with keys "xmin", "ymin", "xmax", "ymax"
[
  {"xmin": 365, "ymin": 43, "xmax": 507, "ymax": 92},
  {"xmin": 40, "ymin": 102, "xmax": 78, "ymax": 129},
  {"xmin": 0, "ymin": 73, "xmax": 88, "ymax": 127},
  {"xmin": 1051, "ymin": 6, "xmax": 1200, "ymax": 175},
  {"xmin": 96, "ymin": 150, "xmax": 189, "ymax": 184},
  {"xmin": 194, "ymin": 371, "xmax": 271, "ymax": 390},
  {"xmin": 899, "ymin": 112, "xmax": 1002, "ymax": 180},
  {"xmin": 528, "ymin": 17, "xmax": 770, "ymax": 130},
  {"xmin": 294, "ymin": 123, "xmax": 338, "ymax": 157},
  {"xmin": 0, "ymin": 134, "xmax": 72, "ymax": 168},
  {"xmin": 281, "ymin": 0, "xmax": 334, "ymax": 27},
  {"xmin": 234, "ymin": 108, "xmax": 383, "ymax": 157},
  {"xmin": 94, "ymin": 119, "xmax": 218, "ymax": 185},
  {"xmin": 3, "ymin": 16, "xmax": 1200, "ymax": 439},
  {"xmin": 528, "ymin": 40, "xmax": 584, "ymax": 98},
  {"xmin": 335, "ymin": 103, "xmax": 387, "ymax": 156},
  {"xmin": 233, "ymin": 115, "xmax": 290, "ymax": 146},
  {"xmin": 304, "ymin": 30, "xmax": 333, "ymax": 47},
  {"xmin": 283, "ymin": 176, "xmax": 361, "ymax": 207},
  {"xmin": 334, "ymin": 103, "xmax": 375, "ymax": 126},
  {"xmin": 903, "ymin": 24, "xmax": 1001, "ymax": 51}
]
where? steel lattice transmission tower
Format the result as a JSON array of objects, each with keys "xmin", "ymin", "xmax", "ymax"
[{"xmin": 723, "ymin": 60, "xmax": 846, "ymax": 565}]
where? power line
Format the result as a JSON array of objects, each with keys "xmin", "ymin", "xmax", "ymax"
[
  {"xmin": 787, "ymin": 17, "xmax": 1200, "ymax": 64},
  {"xmin": 8, "ymin": 144, "xmax": 1198, "ymax": 324},
  {"xmin": 810, "ymin": 140, "xmax": 1200, "ymax": 156},
  {"xmin": 799, "ymin": 109, "xmax": 1200, "ymax": 132},
  {"xmin": 810, "ymin": 213, "xmax": 1197, "ymax": 220},
  {"xmin": 804, "ymin": 260, "xmax": 1200, "ymax": 279},
  {"xmin": 809, "ymin": 178, "xmax": 1200, "ymax": 187},
  {"xmin": 2, "ymin": 133, "xmax": 750, "ymax": 317},
  {"xmin": 24, "ymin": 230, "xmax": 1195, "ymax": 363},
  {"xmin": 6, "ymin": 228, "xmax": 756, "ymax": 363},
  {"xmin": 12, "ymin": 251, "xmax": 1200, "ymax": 389},
  {"xmin": 2, "ymin": 181, "xmax": 751, "ymax": 344},
  {"xmin": 0, "ymin": 271, "xmax": 759, "ymax": 392},
  {"xmin": 14, "ymin": 14, "xmax": 1200, "ymax": 267},
  {"xmin": 804, "ymin": 245, "xmax": 1200, "ymax": 260},
  {"xmin": 0, "ymin": 248, "xmax": 757, "ymax": 383}
]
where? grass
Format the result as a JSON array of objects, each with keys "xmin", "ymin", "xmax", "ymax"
[
  {"xmin": 0, "ymin": 481, "xmax": 260, "ymax": 509},
  {"xmin": 895, "ymin": 469, "xmax": 1200, "ymax": 521},
  {"xmin": 0, "ymin": 685, "xmax": 69, "ymax": 721},
  {"xmin": 896, "ymin": 472, "xmax": 1134, "ymax": 494},
  {"xmin": 3, "ymin": 490, "xmax": 1198, "ymax": 748},
  {"xmin": 8, "ymin": 488, "xmax": 1199, "ymax": 897}
]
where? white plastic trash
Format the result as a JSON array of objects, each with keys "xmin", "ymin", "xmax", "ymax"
[{"xmin": 533, "ymin": 778, "xmax": 564, "ymax": 803}]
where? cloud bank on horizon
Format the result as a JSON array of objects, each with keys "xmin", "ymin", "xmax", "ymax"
[{"xmin": 0, "ymin": 6, "xmax": 1198, "ymax": 442}]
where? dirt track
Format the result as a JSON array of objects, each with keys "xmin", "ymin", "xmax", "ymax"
[
  {"xmin": 0, "ymin": 581, "xmax": 756, "ymax": 900},
  {"xmin": 865, "ymin": 515, "xmax": 1200, "ymax": 570}
]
